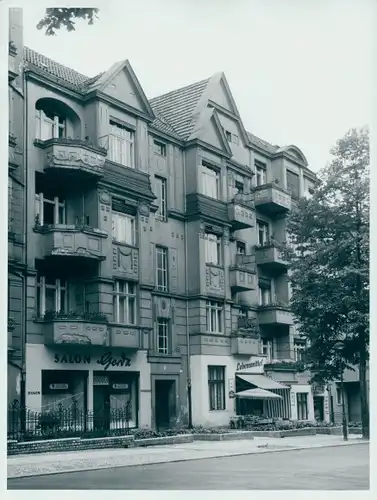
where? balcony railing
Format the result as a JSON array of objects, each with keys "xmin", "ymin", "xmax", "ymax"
[
  {"xmin": 254, "ymin": 183, "xmax": 291, "ymax": 214},
  {"xmin": 229, "ymin": 267, "xmax": 256, "ymax": 291},
  {"xmin": 255, "ymin": 241, "xmax": 288, "ymax": 271},
  {"xmin": 258, "ymin": 302, "xmax": 293, "ymax": 325},
  {"xmin": 228, "ymin": 193, "xmax": 255, "ymax": 230},
  {"xmin": 110, "ymin": 325, "xmax": 143, "ymax": 350},
  {"xmin": 234, "ymin": 253, "xmax": 256, "ymax": 271}
]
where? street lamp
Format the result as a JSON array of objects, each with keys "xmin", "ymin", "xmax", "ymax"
[{"xmin": 334, "ymin": 341, "xmax": 348, "ymax": 441}]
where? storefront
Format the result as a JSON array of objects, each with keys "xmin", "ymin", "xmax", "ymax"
[{"xmin": 25, "ymin": 343, "xmax": 151, "ymax": 428}]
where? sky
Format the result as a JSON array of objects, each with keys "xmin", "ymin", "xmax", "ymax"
[{"xmin": 15, "ymin": 0, "xmax": 377, "ymax": 171}]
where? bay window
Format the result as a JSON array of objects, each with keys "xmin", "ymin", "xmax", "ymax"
[
  {"xmin": 109, "ymin": 121, "xmax": 134, "ymax": 168},
  {"xmin": 35, "ymin": 193, "xmax": 65, "ymax": 226},
  {"xmin": 35, "ymin": 109, "xmax": 66, "ymax": 141},
  {"xmin": 113, "ymin": 281, "xmax": 136, "ymax": 325},
  {"xmin": 112, "ymin": 211, "xmax": 135, "ymax": 245},
  {"xmin": 206, "ymin": 300, "xmax": 223, "ymax": 333},
  {"xmin": 205, "ymin": 233, "xmax": 221, "ymax": 265},
  {"xmin": 37, "ymin": 275, "xmax": 68, "ymax": 316},
  {"xmin": 201, "ymin": 163, "xmax": 219, "ymax": 199}
]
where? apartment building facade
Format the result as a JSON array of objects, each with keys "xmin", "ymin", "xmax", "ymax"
[{"xmin": 8, "ymin": 9, "xmax": 330, "ymax": 429}]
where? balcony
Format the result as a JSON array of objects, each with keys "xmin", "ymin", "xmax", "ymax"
[
  {"xmin": 231, "ymin": 317, "xmax": 261, "ymax": 355},
  {"xmin": 255, "ymin": 243, "xmax": 288, "ymax": 272},
  {"xmin": 254, "ymin": 183, "xmax": 291, "ymax": 215},
  {"xmin": 38, "ymin": 138, "xmax": 107, "ymax": 179},
  {"xmin": 43, "ymin": 313, "xmax": 110, "ymax": 346},
  {"xmin": 37, "ymin": 224, "xmax": 107, "ymax": 261},
  {"xmin": 205, "ymin": 264, "xmax": 225, "ymax": 297},
  {"xmin": 228, "ymin": 193, "xmax": 255, "ymax": 230},
  {"xmin": 258, "ymin": 303, "xmax": 293, "ymax": 325},
  {"xmin": 110, "ymin": 325, "xmax": 143, "ymax": 350},
  {"xmin": 8, "ymin": 42, "xmax": 18, "ymax": 82},
  {"xmin": 229, "ymin": 267, "xmax": 256, "ymax": 291}
]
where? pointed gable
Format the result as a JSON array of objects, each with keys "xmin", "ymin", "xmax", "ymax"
[
  {"xmin": 87, "ymin": 60, "xmax": 155, "ymax": 119},
  {"xmin": 188, "ymin": 108, "xmax": 232, "ymax": 156}
]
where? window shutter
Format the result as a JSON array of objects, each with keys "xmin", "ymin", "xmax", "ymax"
[{"xmin": 286, "ymin": 170, "xmax": 300, "ymax": 198}]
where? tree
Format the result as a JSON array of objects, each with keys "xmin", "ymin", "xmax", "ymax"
[
  {"xmin": 37, "ymin": 8, "xmax": 99, "ymax": 36},
  {"xmin": 284, "ymin": 127, "xmax": 369, "ymax": 438}
]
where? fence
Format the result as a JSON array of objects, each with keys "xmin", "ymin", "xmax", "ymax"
[{"xmin": 8, "ymin": 401, "xmax": 132, "ymax": 442}]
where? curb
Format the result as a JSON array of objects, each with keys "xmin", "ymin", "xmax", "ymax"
[{"xmin": 7, "ymin": 440, "xmax": 368, "ymax": 480}]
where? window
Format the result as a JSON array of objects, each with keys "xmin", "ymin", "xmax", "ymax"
[
  {"xmin": 35, "ymin": 193, "xmax": 65, "ymax": 226},
  {"xmin": 201, "ymin": 163, "xmax": 219, "ymax": 199},
  {"xmin": 224, "ymin": 130, "xmax": 239, "ymax": 145},
  {"xmin": 206, "ymin": 301, "xmax": 223, "ymax": 333},
  {"xmin": 36, "ymin": 275, "xmax": 68, "ymax": 316},
  {"xmin": 157, "ymin": 318, "xmax": 170, "ymax": 354},
  {"xmin": 286, "ymin": 170, "xmax": 300, "ymax": 199},
  {"xmin": 228, "ymin": 172, "xmax": 245, "ymax": 200},
  {"xmin": 153, "ymin": 140, "xmax": 166, "ymax": 156},
  {"xmin": 296, "ymin": 392, "xmax": 308, "ymax": 420},
  {"xmin": 262, "ymin": 339, "xmax": 274, "ymax": 362},
  {"xmin": 225, "ymin": 130, "xmax": 232, "ymax": 142},
  {"xmin": 205, "ymin": 233, "xmax": 221, "ymax": 265},
  {"xmin": 236, "ymin": 241, "xmax": 246, "ymax": 255},
  {"xmin": 336, "ymin": 385, "xmax": 343, "ymax": 405},
  {"xmin": 208, "ymin": 366, "xmax": 225, "ymax": 411},
  {"xmin": 258, "ymin": 286, "xmax": 271, "ymax": 306},
  {"xmin": 113, "ymin": 281, "xmax": 136, "ymax": 325},
  {"xmin": 294, "ymin": 340, "xmax": 306, "ymax": 361},
  {"xmin": 112, "ymin": 212, "xmax": 135, "ymax": 245},
  {"xmin": 156, "ymin": 246, "xmax": 168, "ymax": 292},
  {"xmin": 35, "ymin": 109, "xmax": 66, "ymax": 141},
  {"xmin": 257, "ymin": 220, "xmax": 269, "ymax": 245},
  {"xmin": 232, "ymin": 133, "xmax": 239, "ymax": 145},
  {"xmin": 234, "ymin": 180, "xmax": 244, "ymax": 194},
  {"xmin": 155, "ymin": 176, "xmax": 167, "ymax": 221},
  {"xmin": 304, "ymin": 177, "xmax": 315, "ymax": 198},
  {"xmin": 255, "ymin": 161, "xmax": 267, "ymax": 186},
  {"xmin": 109, "ymin": 121, "xmax": 134, "ymax": 168}
]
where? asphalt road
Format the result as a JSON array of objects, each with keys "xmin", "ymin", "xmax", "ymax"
[{"xmin": 8, "ymin": 444, "xmax": 369, "ymax": 490}]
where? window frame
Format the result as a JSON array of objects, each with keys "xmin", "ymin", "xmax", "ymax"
[
  {"xmin": 262, "ymin": 339, "xmax": 274, "ymax": 362},
  {"xmin": 205, "ymin": 233, "xmax": 222, "ymax": 265},
  {"xmin": 255, "ymin": 161, "xmax": 267, "ymax": 186},
  {"xmin": 155, "ymin": 176, "xmax": 167, "ymax": 221},
  {"xmin": 37, "ymin": 275, "xmax": 68, "ymax": 316},
  {"xmin": 35, "ymin": 193, "xmax": 66, "ymax": 226},
  {"xmin": 153, "ymin": 139, "xmax": 167, "ymax": 157},
  {"xmin": 111, "ymin": 211, "xmax": 136, "ymax": 245},
  {"xmin": 35, "ymin": 109, "xmax": 66, "ymax": 141},
  {"xmin": 157, "ymin": 317, "xmax": 170, "ymax": 354},
  {"xmin": 206, "ymin": 300, "xmax": 223, "ymax": 333},
  {"xmin": 257, "ymin": 220, "xmax": 269, "ymax": 245},
  {"xmin": 108, "ymin": 120, "xmax": 135, "ymax": 168},
  {"xmin": 208, "ymin": 365, "xmax": 226, "ymax": 411},
  {"xmin": 201, "ymin": 162, "xmax": 220, "ymax": 200},
  {"xmin": 258, "ymin": 286, "xmax": 271, "ymax": 306},
  {"xmin": 335, "ymin": 385, "xmax": 343, "ymax": 405},
  {"xmin": 113, "ymin": 280, "xmax": 137, "ymax": 325},
  {"xmin": 296, "ymin": 392, "xmax": 309, "ymax": 420},
  {"xmin": 156, "ymin": 246, "xmax": 168, "ymax": 292}
]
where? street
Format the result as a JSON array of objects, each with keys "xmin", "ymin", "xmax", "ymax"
[{"xmin": 8, "ymin": 444, "xmax": 369, "ymax": 490}]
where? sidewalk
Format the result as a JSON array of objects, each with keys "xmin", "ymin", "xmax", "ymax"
[{"xmin": 8, "ymin": 434, "xmax": 367, "ymax": 479}]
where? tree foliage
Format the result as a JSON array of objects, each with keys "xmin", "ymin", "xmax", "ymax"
[
  {"xmin": 37, "ymin": 8, "xmax": 99, "ymax": 36},
  {"xmin": 284, "ymin": 126, "xmax": 369, "ymax": 385}
]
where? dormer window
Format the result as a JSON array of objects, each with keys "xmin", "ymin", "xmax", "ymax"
[{"xmin": 225, "ymin": 129, "xmax": 239, "ymax": 145}]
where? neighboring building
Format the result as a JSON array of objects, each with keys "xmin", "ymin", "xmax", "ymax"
[{"xmin": 8, "ymin": 9, "xmax": 325, "ymax": 430}]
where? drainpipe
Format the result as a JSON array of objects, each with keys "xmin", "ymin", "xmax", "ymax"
[{"xmin": 183, "ymin": 152, "xmax": 192, "ymax": 428}]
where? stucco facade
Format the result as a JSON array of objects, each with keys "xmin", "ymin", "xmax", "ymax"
[{"xmin": 8, "ymin": 8, "xmax": 321, "ymax": 429}]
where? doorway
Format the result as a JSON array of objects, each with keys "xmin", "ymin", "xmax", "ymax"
[
  {"xmin": 93, "ymin": 385, "xmax": 110, "ymax": 431},
  {"xmin": 313, "ymin": 396, "xmax": 324, "ymax": 421},
  {"xmin": 155, "ymin": 380, "xmax": 176, "ymax": 430}
]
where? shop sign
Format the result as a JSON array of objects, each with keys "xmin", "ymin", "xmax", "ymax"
[
  {"xmin": 236, "ymin": 357, "xmax": 265, "ymax": 373},
  {"xmin": 27, "ymin": 390, "xmax": 40, "ymax": 396},
  {"xmin": 54, "ymin": 351, "xmax": 132, "ymax": 371},
  {"xmin": 49, "ymin": 384, "xmax": 68, "ymax": 390},
  {"xmin": 112, "ymin": 384, "xmax": 130, "ymax": 390}
]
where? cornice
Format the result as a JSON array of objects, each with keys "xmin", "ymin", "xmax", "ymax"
[{"xmin": 24, "ymin": 69, "xmax": 84, "ymax": 103}]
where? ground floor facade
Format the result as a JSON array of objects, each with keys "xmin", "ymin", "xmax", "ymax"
[{"xmin": 190, "ymin": 354, "xmax": 331, "ymax": 427}]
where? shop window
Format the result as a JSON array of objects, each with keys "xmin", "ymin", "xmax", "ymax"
[
  {"xmin": 200, "ymin": 162, "xmax": 220, "ymax": 199},
  {"xmin": 205, "ymin": 233, "xmax": 221, "ymax": 265},
  {"xmin": 206, "ymin": 300, "xmax": 223, "ymax": 333},
  {"xmin": 153, "ymin": 140, "xmax": 166, "ymax": 157},
  {"xmin": 157, "ymin": 318, "xmax": 170, "ymax": 354},
  {"xmin": 112, "ymin": 211, "xmax": 135, "ymax": 245},
  {"xmin": 255, "ymin": 160, "xmax": 267, "ymax": 186},
  {"xmin": 208, "ymin": 366, "xmax": 225, "ymax": 411},
  {"xmin": 108, "ymin": 120, "xmax": 134, "ymax": 168},
  {"xmin": 41, "ymin": 370, "xmax": 86, "ymax": 412},
  {"xmin": 155, "ymin": 176, "xmax": 167, "ymax": 221},
  {"xmin": 257, "ymin": 220, "xmax": 269, "ymax": 245},
  {"xmin": 296, "ymin": 392, "xmax": 309, "ymax": 420},
  {"xmin": 113, "ymin": 281, "xmax": 136, "ymax": 325},
  {"xmin": 156, "ymin": 246, "xmax": 168, "ymax": 292},
  {"xmin": 37, "ymin": 275, "xmax": 68, "ymax": 317}
]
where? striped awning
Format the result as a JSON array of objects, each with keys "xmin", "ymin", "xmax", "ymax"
[
  {"xmin": 235, "ymin": 388, "xmax": 283, "ymax": 400},
  {"xmin": 236, "ymin": 373, "xmax": 289, "ymax": 390}
]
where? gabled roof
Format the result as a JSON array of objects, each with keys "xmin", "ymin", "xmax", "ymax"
[
  {"xmin": 149, "ymin": 78, "xmax": 210, "ymax": 139},
  {"xmin": 247, "ymin": 132, "xmax": 279, "ymax": 155}
]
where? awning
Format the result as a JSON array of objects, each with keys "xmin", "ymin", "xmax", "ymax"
[
  {"xmin": 235, "ymin": 388, "xmax": 283, "ymax": 400},
  {"xmin": 236, "ymin": 373, "xmax": 289, "ymax": 390}
]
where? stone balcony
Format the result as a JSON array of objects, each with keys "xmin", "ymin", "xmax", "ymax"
[
  {"xmin": 258, "ymin": 303, "xmax": 293, "ymax": 325},
  {"xmin": 38, "ymin": 138, "xmax": 107, "ymax": 179},
  {"xmin": 255, "ymin": 243, "xmax": 288, "ymax": 272},
  {"xmin": 231, "ymin": 336, "xmax": 260, "ymax": 356},
  {"xmin": 110, "ymin": 325, "xmax": 144, "ymax": 350},
  {"xmin": 229, "ymin": 266, "xmax": 256, "ymax": 292},
  {"xmin": 205, "ymin": 264, "xmax": 225, "ymax": 297},
  {"xmin": 228, "ymin": 193, "xmax": 255, "ymax": 230},
  {"xmin": 254, "ymin": 183, "xmax": 291, "ymax": 215},
  {"xmin": 36, "ymin": 224, "xmax": 107, "ymax": 261},
  {"xmin": 43, "ymin": 314, "xmax": 110, "ymax": 346}
]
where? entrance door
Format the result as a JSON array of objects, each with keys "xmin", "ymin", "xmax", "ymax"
[
  {"xmin": 155, "ymin": 380, "xmax": 176, "ymax": 430},
  {"xmin": 93, "ymin": 385, "xmax": 110, "ymax": 431},
  {"xmin": 313, "ymin": 396, "xmax": 324, "ymax": 421}
]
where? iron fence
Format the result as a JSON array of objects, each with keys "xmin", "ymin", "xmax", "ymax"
[{"xmin": 7, "ymin": 401, "xmax": 132, "ymax": 442}]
